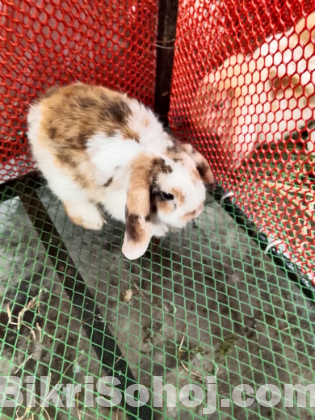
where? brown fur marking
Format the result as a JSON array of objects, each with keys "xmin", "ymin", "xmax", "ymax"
[
  {"xmin": 152, "ymin": 158, "xmax": 173, "ymax": 175},
  {"xmin": 98, "ymin": 98, "xmax": 130, "ymax": 125},
  {"xmin": 171, "ymin": 188, "xmax": 185, "ymax": 205},
  {"xmin": 125, "ymin": 211, "xmax": 143, "ymax": 242},
  {"xmin": 157, "ymin": 200, "xmax": 173, "ymax": 214},
  {"xmin": 121, "ymin": 127, "xmax": 140, "ymax": 142},
  {"xmin": 77, "ymin": 96, "xmax": 99, "ymax": 109},
  {"xmin": 40, "ymin": 84, "xmax": 134, "ymax": 154},
  {"xmin": 103, "ymin": 177, "xmax": 113, "ymax": 188},
  {"xmin": 181, "ymin": 143, "xmax": 214, "ymax": 185},
  {"xmin": 196, "ymin": 162, "xmax": 208, "ymax": 179},
  {"xmin": 184, "ymin": 209, "xmax": 197, "ymax": 219},
  {"xmin": 55, "ymin": 152, "xmax": 73, "ymax": 167},
  {"xmin": 166, "ymin": 144, "xmax": 181, "ymax": 154},
  {"xmin": 48, "ymin": 126, "xmax": 57, "ymax": 139},
  {"xmin": 166, "ymin": 144, "xmax": 184, "ymax": 162}
]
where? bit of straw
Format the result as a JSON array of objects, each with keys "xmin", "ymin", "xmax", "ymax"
[
  {"xmin": 7, "ymin": 298, "xmax": 44, "ymax": 375},
  {"xmin": 6, "ymin": 288, "xmax": 46, "ymax": 331},
  {"xmin": 132, "ymin": 281, "xmax": 150, "ymax": 301},
  {"xmin": 121, "ymin": 289, "xmax": 133, "ymax": 302},
  {"xmin": 16, "ymin": 289, "xmax": 46, "ymax": 330},
  {"xmin": 180, "ymin": 361, "xmax": 204, "ymax": 381},
  {"xmin": 34, "ymin": 400, "xmax": 50, "ymax": 420},
  {"xmin": 281, "ymin": 325, "xmax": 294, "ymax": 331},
  {"xmin": 36, "ymin": 323, "xmax": 43, "ymax": 343},
  {"xmin": 15, "ymin": 406, "xmax": 32, "ymax": 420},
  {"xmin": 14, "ymin": 353, "xmax": 35, "ymax": 375},
  {"xmin": 177, "ymin": 326, "xmax": 186, "ymax": 361},
  {"xmin": 79, "ymin": 412, "xmax": 95, "ymax": 419},
  {"xmin": 177, "ymin": 326, "xmax": 208, "ymax": 382}
]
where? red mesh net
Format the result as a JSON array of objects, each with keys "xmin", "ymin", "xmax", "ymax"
[
  {"xmin": 0, "ymin": 0, "xmax": 158, "ymax": 181},
  {"xmin": 2, "ymin": 0, "xmax": 315, "ymax": 279},
  {"xmin": 169, "ymin": 1, "xmax": 315, "ymax": 279}
]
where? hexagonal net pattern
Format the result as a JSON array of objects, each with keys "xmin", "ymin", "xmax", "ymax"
[
  {"xmin": 0, "ymin": 0, "xmax": 158, "ymax": 181},
  {"xmin": 169, "ymin": 1, "xmax": 315, "ymax": 281}
]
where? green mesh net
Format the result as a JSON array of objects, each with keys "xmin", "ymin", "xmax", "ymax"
[{"xmin": 0, "ymin": 178, "xmax": 314, "ymax": 419}]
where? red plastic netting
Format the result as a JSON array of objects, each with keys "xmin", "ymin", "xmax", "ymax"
[
  {"xmin": 0, "ymin": 0, "xmax": 158, "ymax": 181},
  {"xmin": 169, "ymin": 0, "xmax": 315, "ymax": 279}
]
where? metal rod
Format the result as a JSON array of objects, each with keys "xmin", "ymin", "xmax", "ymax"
[{"xmin": 154, "ymin": 0, "xmax": 179, "ymax": 126}]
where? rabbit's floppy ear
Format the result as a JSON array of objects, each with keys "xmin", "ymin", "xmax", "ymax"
[
  {"xmin": 182, "ymin": 144, "xmax": 215, "ymax": 187},
  {"xmin": 122, "ymin": 154, "xmax": 154, "ymax": 260}
]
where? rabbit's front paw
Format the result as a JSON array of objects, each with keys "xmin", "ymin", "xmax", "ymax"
[
  {"xmin": 151, "ymin": 222, "xmax": 169, "ymax": 238},
  {"xmin": 64, "ymin": 201, "xmax": 105, "ymax": 230}
]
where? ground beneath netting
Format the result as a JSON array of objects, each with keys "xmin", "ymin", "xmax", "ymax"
[{"xmin": 0, "ymin": 185, "xmax": 315, "ymax": 420}]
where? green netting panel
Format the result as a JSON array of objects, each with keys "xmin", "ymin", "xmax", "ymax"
[{"xmin": 0, "ymin": 179, "xmax": 315, "ymax": 419}]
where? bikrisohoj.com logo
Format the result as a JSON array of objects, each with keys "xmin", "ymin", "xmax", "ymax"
[{"xmin": 0, "ymin": 376, "xmax": 315, "ymax": 412}]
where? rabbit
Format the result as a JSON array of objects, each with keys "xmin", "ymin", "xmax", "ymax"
[
  {"xmin": 190, "ymin": 12, "xmax": 315, "ymax": 168},
  {"xmin": 27, "ymin": 83, "xmax": 215, "ymax": 260}
]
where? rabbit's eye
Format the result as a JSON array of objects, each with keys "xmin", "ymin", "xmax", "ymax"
[{"xmin": 161, "ymin": 192, "xmax": 174, "ymax": 201}]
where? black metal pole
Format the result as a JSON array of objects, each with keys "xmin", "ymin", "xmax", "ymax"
[{"xmin": 154, "ymin": 0, "xmax": 179, "ymax": 126}]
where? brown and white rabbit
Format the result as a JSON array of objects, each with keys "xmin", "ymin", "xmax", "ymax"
[
  {"xmin": 191, "ymin": 12, "xmax": 315, "ymax": 168},
  {"xmin": 27, "ymin": 83, "xmax": 215, "ymax": 260}
]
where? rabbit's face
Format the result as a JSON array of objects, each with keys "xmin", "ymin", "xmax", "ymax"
[
  {"xmin": 151, "ymin": 154, "xmax": 207, "ymax": 228},
  {"xmin": 145, "ymin": 142, "xmax": 215, "ymax": 229},
  {"xmin": 122, "ymin": 144, "xmax": 215, "ymax": 260}
]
